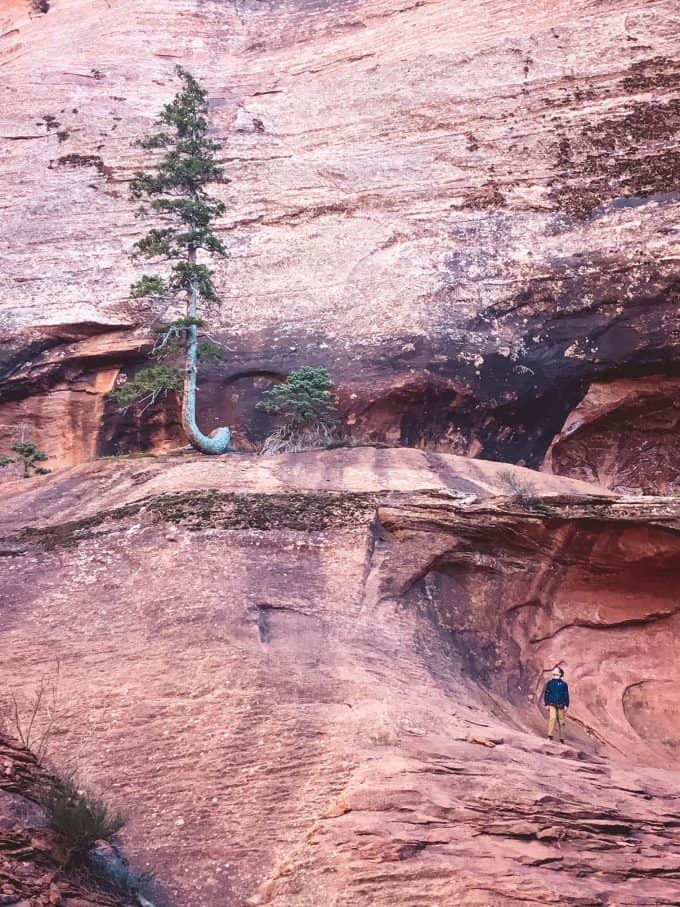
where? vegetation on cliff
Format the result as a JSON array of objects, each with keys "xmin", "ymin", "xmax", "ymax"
[
  {"xmin": 0, "ymin": 439, "xmax": 50, "ymax": 478},
  {"xmin": 257, "ymin": 366, "xmax": 340, "ymax": 453},
  {"xmin": 1, "ymin": 665, "xmax": 153, "ymax": 900},
  {"xmin": 39, "ymin": 773, "xmax": 125, "ymax": 866},
  {"xmin": 110, "ymin": 66, "xmax": 232, "ymax": 454}
]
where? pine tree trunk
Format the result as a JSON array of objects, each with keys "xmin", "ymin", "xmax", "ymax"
[{"xmin": 181, "ymin": 247, "xmax": 231, "ymax": 454}]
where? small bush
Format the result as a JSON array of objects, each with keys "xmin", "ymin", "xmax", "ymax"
[
  {"xmin": 39, "ymin": 774, "xmax": 125, "ymax": 866},
  {"xmin": 257, "ymin": 366, "xmax": 340, "ymax": 454},
  {"xmin": 498, "ymin": 468, "xmax": 557, "ymax": 515},
  {"xmin": 0, "ymin": 439, "xmax": 50, "ymax": 478},
  {"xmin": 498, "ymin": 468, "xmax": 535, "ymax": 499}
]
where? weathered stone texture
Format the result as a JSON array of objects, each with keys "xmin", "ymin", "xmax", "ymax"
[
  {"xmin": 543, "ymin": 375, "xmax": 680, "ymax": 492},
  {"xmin": 0, "ymin": 733, "xmax": 136, "ymax": 907},
  {"xmin": 1, "ymin": 449, "xmax": 679, "ymax": 906},
  {"xmin": 1, "ymin": 0, "xmax": 679, "ymax": 479}
]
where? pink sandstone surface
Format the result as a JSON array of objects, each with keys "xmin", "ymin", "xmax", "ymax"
[
  {"xmin": 1, "ymin": 449, "xmax": 679, "ymax": 906},
  {"xmin": 2, "ymin": 1, "xmax": 680, "ymax": 904},
  {"xmin": 1, "ymin": 0, "xmax": 679, "ymax": 484},
  {"xmin": 542, "ymin": 375, "xmax": 680, "ymax": 493}
]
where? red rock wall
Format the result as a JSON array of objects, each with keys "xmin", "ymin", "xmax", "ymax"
[
  {"xmin": 1, "ymin": 0, "xmax": 679, "ymax": 483},
  {"xmin": 381, "ymin": 497, "xmax": 680, "ymax": 757},
  {"xmin": 542, "ymin": 376, "xmax": 680, "ymax": 493},
  {"xmin": 1, "ymin": 450, "xmax": 679, "ymax": 905}
]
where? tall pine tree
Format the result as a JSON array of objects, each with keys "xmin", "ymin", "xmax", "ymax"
[{"xmin": 123, "ymin": 66, "xmax": 231, "ymax": 454}]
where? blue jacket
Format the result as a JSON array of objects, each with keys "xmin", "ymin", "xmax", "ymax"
[{"xmin": 544, "ymin": 678, "xmax": 569, "ymax": 707}]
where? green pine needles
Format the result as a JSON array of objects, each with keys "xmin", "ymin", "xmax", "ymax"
[
  {"xmin": 39, "ymin": 773, "xmax": 125, "ymax": 868},
  {"xmin": 109, "ymin": 365, "xmax": 183, "ymax": 409},
  {"xmin": 0, "ymin": 440, "xmax": 50, "ymax": 478},
  {"xmin": 257, "ymin": 367, "xmax": 340, "ymax": 454},
  {"xmin": 111, "ymin": 66, "xmax": 232, "ymax": 453},
  {"xmin": 128, "ymin": 66, "xmax": 225, "ymax": 309}
]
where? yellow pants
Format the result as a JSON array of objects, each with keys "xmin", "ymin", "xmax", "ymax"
[{"xmin": 548, "ymin": 706, "xmax": 566, "ymax": 739}]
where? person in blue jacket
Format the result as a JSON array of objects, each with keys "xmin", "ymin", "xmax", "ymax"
[{"xmin": 543, "ymin": 666, "xmax": 570, "ymax": 742}]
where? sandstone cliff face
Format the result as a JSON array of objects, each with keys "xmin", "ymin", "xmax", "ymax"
[
  {"xmin": 2, "ymin": 0, "xmax": 679, "ymax": 485},
  {"xmin": 542, "ymin": 375, "xmax": 680, "ymax": 493},
  {"xmin": 1, "ymin": 449, "xmax": 679, "ymax": 906},
  {"xmin": 3, "ymin": 4, "xmax": 679, "ymax": 904}
]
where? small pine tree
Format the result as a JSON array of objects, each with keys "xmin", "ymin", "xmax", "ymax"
[
  {"xmin": 0, "ymin": 440, "xmax": 50, "ymax": 478},
  {"xmin": 113, "ymin": 66, "xmax": 232, "ymax": 454},
  {"xmin": 257, "ymin": 366, "xmax": 340, "ymax": 454}
]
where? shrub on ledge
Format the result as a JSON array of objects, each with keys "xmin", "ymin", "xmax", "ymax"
[
  {"xmin": 0, "ymin": 439, "xmax": 50, "ymax": 478},
  {"xmin": 257, "ymin": 366, "xmax": 340, "ymax": 455}
]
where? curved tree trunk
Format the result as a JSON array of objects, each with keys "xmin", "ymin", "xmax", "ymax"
[{"xmin": 181, "ymin": 258, "xmax": 232, "ymax": 454}]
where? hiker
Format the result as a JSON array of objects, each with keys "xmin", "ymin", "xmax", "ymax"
[{"xmin": 543, "ymin": 666, "xmax": 570, "ymax": 743}]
